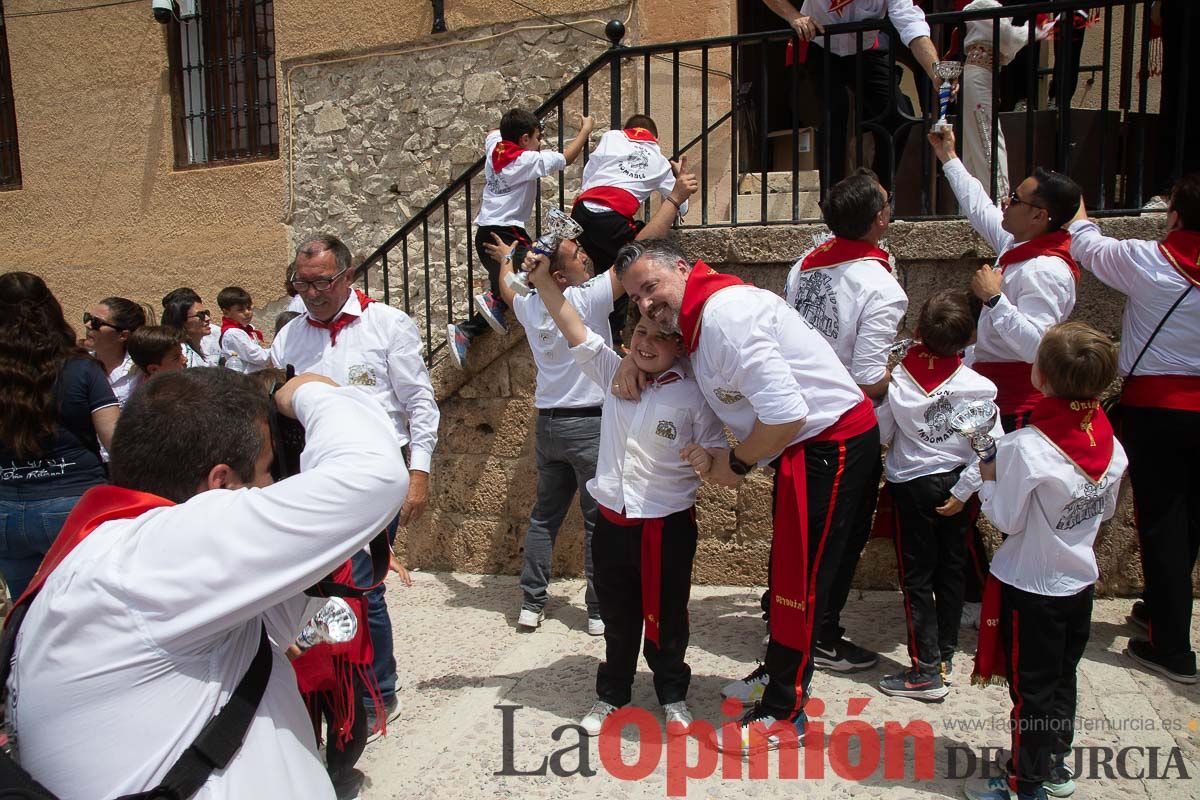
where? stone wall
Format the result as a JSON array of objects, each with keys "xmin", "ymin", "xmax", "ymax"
[{"xmin": 397, "ymin": 214, "xmax": 1200, "ymax": 597}]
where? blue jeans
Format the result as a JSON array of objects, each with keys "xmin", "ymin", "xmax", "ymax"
[
  {"xmin": 351, "ymin": 514, "xmax": 400, "ymax": 703},
  {"xmin": 519, "ymin": 414, "xmax": 601, "ymax": 616},
  {"xmin": 0, "ymin": 495, "xmax": 82, "ymax": 598}
]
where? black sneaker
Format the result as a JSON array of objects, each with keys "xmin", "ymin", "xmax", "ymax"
[
  {"xmin": 1125, "ymin": 637, "xmax": 1198, "ymax": 685},
  {"xmin": 813, "ymin": 638, "xmax": 878, "ymax": 672},
  {"xmin": 878, "ymin": 667, "xmax": 949, "ymax": 701},
  {"xmin": 1127, "ymin": 599, "xmax": 1150, "ymax": 631},
  {"xmin": 365, "ymin": 694, "xmax": 402, "ymax": 742}
]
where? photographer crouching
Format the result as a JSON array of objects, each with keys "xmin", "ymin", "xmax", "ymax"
[{"xmin": 3, "ymin": 367, "xmax": 408, "ymax": 798}]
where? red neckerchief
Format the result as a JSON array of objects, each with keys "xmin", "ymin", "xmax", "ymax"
[
  {"xmin": 1159, "ymin": 229, "xmax": 1200, "ymax": 288},
  {"xmin": 306, "ymin": 289, "xmax": 375, "ymax": 347},
  {"xmin": 678, "ymin": 260, "xmax": 746, "ymax": 354},
  {"xmin": 1027, "ymin": 396, "xmax": 1114, "ymax": 482},
  {"xmin": 900, "ymin": 344, "xmax": 963, "ymax": 395},
  {"xmin": 220, "ymin": 317, "xmax": 265, "ymax": 347},
  {"xmin": 8, "ymin": 485, "xmax": 174, "ymax": 617},
  {"xmin": 623, "ymin": 127, "xmax": 657, "ymax": 143},
  {"xmin": 490, "ymin": 139, "xmax": 525, "ymax": 172},
  {"xmin": 800, "ymin": 237, "xmax": 892, "ymax": 273},
  {"xmin": 829, "ymin": 0, "xmax": 856, "ymax": 15},
  {"xmin": 649, "ymin": 367, "xmax": 684, "ymax": 387},
  {"xmin": 998, "ymin": 229, "xmax": 1080, "ymax": 282}
]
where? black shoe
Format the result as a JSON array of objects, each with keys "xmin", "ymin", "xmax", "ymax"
[
  {"xmin": 813, "ymin": 638, "xmax": 878, "ymax": 672},
  {"xmin": 1125, "ymin": 637, "xmax": 1198, "ymax": 685},
  {"xmin": 878, "ymin": 667, "xmax": 949, "ymax": 701},
  {"xmin": 716, "ymin": 704, "xmax": 806, "ymax": 755},
  {"xmin": 365, "ymin": 694, "xmax": 402, "ymax": 741},
  {"xmin": 1127, "ymin": 600, "xmax": 1150, "ymax": 631},
  {"xmin": 329, "ymin": 767, "xmax": 365, "ymax": 800}
]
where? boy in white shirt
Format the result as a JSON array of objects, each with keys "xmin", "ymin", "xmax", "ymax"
[
  {"xmin": 447, "ymin": 108, "xmax": 594, "ymax": 369},
  {"xmin": 523, "ymin": 244, "xmax": 725, "ymax": 737},
  {"xmin": 217, "ymin": 286, "xmax": 271, "ymax": 374},
  {"xmin": 967, "ymin": 322, "xmax": 1128, "ymax": 800},
  {"xmin": 875, "ymin": 290, "xmax": 1000, "ymax": 701}
]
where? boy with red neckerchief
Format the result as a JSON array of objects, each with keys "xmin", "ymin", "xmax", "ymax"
[
  {"xmin": 1068, "ymin": 173, "xmax": 1200, "ymax": 685},
  {"xmin": 217, "ymin": 286, "xmax": 270, "ymax": 374},
  {"xmin": 875, "ymin": 290, "xmax": 1000, "ymax": 702},
  {"xmin": 967, "ymin": 322, "xmax": 1127, "ymax": 800}
]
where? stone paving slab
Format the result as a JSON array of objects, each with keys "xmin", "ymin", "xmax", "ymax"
[{"xmin": 357, "ymin": 573, "xmax": 1200, "ymax": 799}]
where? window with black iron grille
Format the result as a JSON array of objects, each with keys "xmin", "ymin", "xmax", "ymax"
[
  {"xmin": 168, "ymin": 0, "xmax": 278, "ymax": 168},
  {"xmin": 0, "ymin": 1, "xmax": 21, "ymax": 190}
]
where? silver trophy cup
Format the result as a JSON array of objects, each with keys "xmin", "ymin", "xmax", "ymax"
[
  {"xmin": 933, "ymin": 61, "xmax": 964, "ymax": 132},
  {"xmin": 505, "ymin": 206, "xmax": 584, "ymax": 297},
  {"xmin": 296, "ymin": 597, "xmax": 359, "ymax": 652},
  {"xmin": 948, "ymin": 399, "xmax": 1000, "ymax": 463}
]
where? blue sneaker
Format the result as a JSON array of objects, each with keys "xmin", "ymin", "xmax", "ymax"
[
  {"xmin": 963, "ymin": 775, "xmax": 1047, "ymax": 800},
  {"xmin": 446, "ymin": 324, "xmax": 470, "ymax": 369},
  {"xmin": 473, "ymin": 292, "xmax": 507, "ymax": 334}
]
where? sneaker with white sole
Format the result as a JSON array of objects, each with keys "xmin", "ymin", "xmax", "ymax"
[
  {"xmin": 812, "ymin": 638, "xmax": 877, "ymax": 672},
  {"xmin": 961, "ymin": 601, "xmax": 982, "ymax": 630},
  {"xmin": 446, "ymin": 323, "xmax": 470, "ymax": 369},
  {"xmin": 1044, "ymin": 760, "xmax": 1076, "ymax": 798},
  {"xmin": 878, "ymin": 667, "xmax": 949, "ymax": 701},
  {"xmin": 663, "ymin": 701, "xmax": 693, "ymax": 729},
  {"xmin": 587, "ymin": 616, "xmax": 605, "ymax": 636},
  {"xmin": 364, "ymin": 694, "xmax": 402, "ymax": 743},
  {"xmin": 1125, "ymin": 637, "xmax": 1198, "ymax": 684},
  {"xmin": 963, "ymin": 774, "xmax": 1047, "ymax": 800},
  {"xmin": 473, "ymin": 292, "xmax": 508, "ymax": 334},
  {"xmin": 580, "ymin": 700, "xmax": 618, "ymax": 736},
  {"xmin": 517, "ymin": 608, "xmax": 544, "ymax": 629},
  {"xmin": 720, "ymin": 663, "xmax": 769, "ymax": 705},
  {"xmin": 716, "ymin": 706, "xmax": 805, "ymax": 755}
]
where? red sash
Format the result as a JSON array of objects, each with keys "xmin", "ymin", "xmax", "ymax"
[
  {"xmin": 900, "ymin": 344, "xmax": 963, "ymax": 394},
  {"xmin": 997, "ymin": 229, "xmax": 1080, "ymax": 282},
  {"xmin": 1120, "ymin": 374, "xmax": 1200, "ymax": 413},
  {"xmin": 490, "ymin": 139, "xmax": 525, "ymax": 172},
  {"xmin": 306, "ymin": 289, "xmax": 375, "ymax": 347},
  {"xmin": 1159, "ymin": 229, "xmax": 1200, "ymax": 288},
  {"xmin": 972, "ymin": 361, "xmax": 1042, "ymax": 417},
  {"xmin": 219, "ymin": 317, "xmax": 265, "ymax": 348},
  {"xmin": 598, "ymin": 505, "xmax": 671, "ymax": 647},
  {"xmin": 1027, "ymin": 396, "xmax": 1114, "ymax": 482},
  {"xmin": 575, "ymin": 186, "xmax": 641, "ymax": 219},
  {"xmin": 971, "ymin": 574, "xmax": 1007, "ymax": 686},
  {"xmin": 800, "ymin": 237, "xmax": 892, "ymax": 273},
  {"xmin": 9, "ymin": 485, "xmax": 174, "ymax": 616},
  {"xmin": 678, "ymin": 260, "xmax": 747, "ymax": 353},
  {"xmin": 623, "ymin": 127, "xmax": 657, "ymax": 143}
]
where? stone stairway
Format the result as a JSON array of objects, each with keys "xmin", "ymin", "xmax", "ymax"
[{"xmin": 727, "ymin": 169, "xmax": 822, "ymax": 224}]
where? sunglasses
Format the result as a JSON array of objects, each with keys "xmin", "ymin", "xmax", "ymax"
[
  {"xmin": 289, "ymin": 266, "xmax": 350, "ymax": 293},
  {"xmin": 82, "ymin": 312, "xmax": 123, "ymax": 332},
  {"xmin": 187, "ymin": 310, "xmax": 213, "ymax": 322},
  {"xmin": 1006, "ymin": 190, "xmax": 1047, "ymax": 211}
]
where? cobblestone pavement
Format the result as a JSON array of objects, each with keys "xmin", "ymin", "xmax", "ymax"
[{"xmin": 357, "ymin": 573, "xmax": 1200, "ymax": 799}]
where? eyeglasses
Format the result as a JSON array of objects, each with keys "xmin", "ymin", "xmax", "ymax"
[
  {"xmin": 82, "ymin": 312, "xmax": 123, "ymax": 332},
  {"xmin": 1006, "ymin": 190, "xmax": 1047, "ymax": 211},
  {"xmin": 187, "ymin": 310, "xmax": 212, "ymax": 322},
  {"xmin": 289, "ymin": 266, "xmax": 349, "ymax": 293}
]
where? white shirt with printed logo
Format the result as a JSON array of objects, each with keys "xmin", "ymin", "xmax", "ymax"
[
  {"xmin": 270, "ymin": 293, "xmax": 439, "ymax": 473},
  {"xmin": 691, "ymin": 285, "xmax": 863, "ymax": 459},
  {"xmin": 876, "ymin": 359, "xmax": 1001, "ymax": 500},
  {"xmin": 981, "ymin": 428, "xmax": 1127, "ymax": 596},
  {"xmin": 570, "ymin": 330, "xmax": 726, "ymax": 518},
  {"xmin": 802, "ymin": 0, "xmax": 931, "ymax": 57},
  {"xmin": 511, "ymin": 275, "xmax": 615, "ymax": 410},
  {"xmin": 784, "ymin": 256, "xmax": 908, "ymax": 385},
  {"xmin": 474, "ymin": 130, "xmax": 568, "ymax": 228},
  {"xmin": 579, "ymin": 129, "xmax": 689, "ymax": 216}
]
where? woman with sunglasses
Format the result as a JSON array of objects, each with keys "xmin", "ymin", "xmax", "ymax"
[
  {"xmin": 0, "ymin": 272, "xmax": 121, "ymax": 598},
  {"xmin": 83, "ymin": 297, "xmax": 148, "ymax": 407},
  {"xmin": 162, "ymin": 289, "xmax": 217, "ymax": 368}
]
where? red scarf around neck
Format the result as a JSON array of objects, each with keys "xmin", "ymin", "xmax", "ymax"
[
  {"xmin": 801, "ymin": 237, "xmax": 892, "ymax": 273},
  {"xmin": 1159, "ymin": 229, "xmax": 1200, "ymax": 288},
  {"xmin": 306, "ymin": 289, "xmax": 375, "ymax": 347},
  {"xmin": 997, "ymin": 229, "xmax": 1080, "ymax": 281},
  {"xmin": 220, "ymin": 317, "xmax": 264, "ymax": 347},
  {"xmin": 623, "ymin": 127, "xmax": 657, "ymax": 143},
  {"xmin": 491, "ymin": 139, "xmax": 525, "ymax": 172},
  {"xmin": 677, "ymin": 260, "xmax": 746, "ymax": 353},
  {"xmin": 900, "ymin": 344, "xmax": 963, "ymax": 394},
  {"xmin": 1027, "ymin": 396, "xmax": 1114, "ymax": 482}
]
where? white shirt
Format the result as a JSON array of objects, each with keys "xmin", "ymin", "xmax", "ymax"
[
  {"xmin": 183, "ymin": 342, "xmax": 213, "ymax": 369},
  {"xmin": 474, "ymin": 130, "xmax": 567, "ymax": 228},
  {"xmin": 1068, "ymin": 219, "xmax": 1200, "ymax": 377},
  {"xmin": 802, "ymin": 0, "xmax": 931, "ymax": 57},
  {"xmin": 691, "ymin": 285, "xmax": 863, "ymax": 459},
  {"xmin": 511, "ymin": 275, "xmax": 615, "ymax": 409},
  {"xmin": 784, "ymin": 253, "xmax": 908, "ymax": 385},
  {"xmin": 201, "ymin": 329, "xmax": 223, "ymax": 365},
  {"xmin": 963, "ymin": 0, "xmax": 1029, "ymax": 64},
  {"xmin": 8, "ymin": 384, "xmax": 408, "ymax": 800},
  {"xmin": 981, "ymin": 426, "xmax": 1127, "ymax": 596},
  {"xmin": 220, "ymin": 325, "xmax": 272, "ymax": 374},
  {"xmin": 270, "ymin": 293, "xmax": 440, "ymax": 473},
  {"xmin": 944, "ymin": 158, "xmax": 1076, "ymax": 365},
  {"xmin": 108, "ymin": 351, "xmax": 138, "ymax": 407},
  {"xmin": 579, "ymin": 129, "xmax": 688, "ymax": 216},
  {"xmin": 876, "ymin": 358, "xmax": 1001, "ymax": 500},
  {"xmin": 570, "ymin": 330, "xmax": 726, "ymax": 518}
]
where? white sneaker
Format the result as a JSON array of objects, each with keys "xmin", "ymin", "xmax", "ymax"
[
  {"xmin": 587, "ymin": 616, "xmax": 605, "ymax": 636},
  {"xmin": 1142, "ymin": 195, "xmax": 1169, "ymax": 211},
  {"xmin": 720, "ymin": 663, "xmax": 769, "ymax": 705},
  {"xmin": 961, "ymin": 601, "xmax": 982, "ymax": 630},
  {"xmin": 580, "ymin": 700, "xmax": 618, "ymax": 736},
  {"xmin": 517, "ymin": 608, "xmax": 544, "ymax": 629},
  {"xmin": 663, "ymin": 701, "xmax": 693, "ymax": 729}
]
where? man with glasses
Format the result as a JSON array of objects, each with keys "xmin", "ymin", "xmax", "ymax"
[
  {"xmin": 929, "ymin": 127, "xmax": 1082, "ymax": 625},
  {"xmin": 270, "ymin": 233, "xmax": 439, "ymax": 738}
]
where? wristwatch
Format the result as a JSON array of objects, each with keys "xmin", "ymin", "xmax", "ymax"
[
  {"xmin": 985, "ymin": 293, "xmax": 1002, "ymax": 309},
  {"xmin": 729, "ymin": 447, "xmax": 755, "ymax": 476}
]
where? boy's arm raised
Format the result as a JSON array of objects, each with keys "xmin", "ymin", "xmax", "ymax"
[
  {"xmin": 525, "ymin": 252, "xmax": 588, "ymax": 348},
  {"xmin": 562, "ymin": 113, "xmax": 595, "ymax": 166}
]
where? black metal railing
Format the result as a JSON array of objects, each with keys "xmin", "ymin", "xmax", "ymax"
[{"xmin": 357, "ymin": 0, "xmax": 1189, "ymax": 363}]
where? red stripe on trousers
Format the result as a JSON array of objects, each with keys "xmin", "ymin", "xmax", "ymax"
[{"xmin": 892, "ymin": 512, "xmax": 919, "ymax": 668}]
